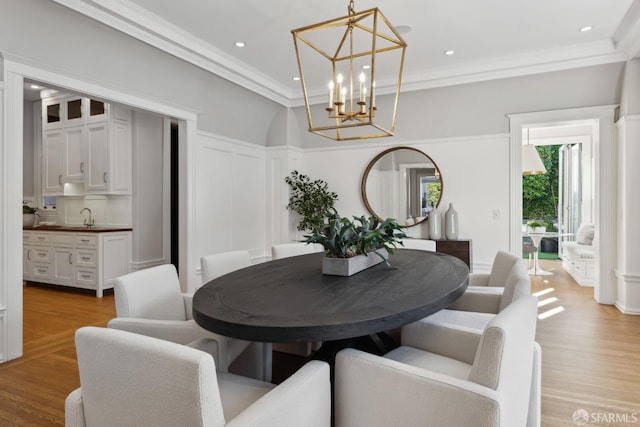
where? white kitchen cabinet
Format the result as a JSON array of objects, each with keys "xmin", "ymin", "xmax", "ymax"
[
  {"xmin": 23, "ymin": 232, "xmax": 53, "ymax": 282},
  {"xmin": 22, "ymin": 229, "xmax": 132, "ymax": 297},
  {"xmin": 42, "ymin": 126, "xmax": 86, "ymax": 195},
  {"xmin": 42, "ymin": 129, "xmax": 64, "ymax": 194},
  {"xmin": 64, "ymin": 126, "xmax": 85, "ymax": 182},
  {"xmin": 41, "ymin": 96, "xmax": 131, "ymax": 196},
  {"xmin": 86, "ymin": 123, "xmax": 109, "ymax": 192},
  {"xmin": 85, "ymin": 118, "xmax": 131, "ymax": 194},
  {"xmin": 52, "ymin": 245, "xmax": 74, "ymax": 284},
  {"xmin": 42, "ymin": 98, "xmax": 63, "ymax": 130}
]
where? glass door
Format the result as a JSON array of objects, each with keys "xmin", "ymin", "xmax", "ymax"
[{"xmin": 558, "ymin": 143, "xmax": 582, "ymax": 255}]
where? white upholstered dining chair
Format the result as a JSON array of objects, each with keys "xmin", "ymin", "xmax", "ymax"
[
  {"xmin": 107, "ymin": 264, "xmax": 268, "ymax": 381},
  {"xmin": 335, "ymin": 295, "xmax": 540, "ymax": 427},
  {"xmin": 270, "ymin": 242, "xmax": 324, "ymax": 356},
  {"xmin": 398, "ymin": 238, "xmax": 436, "ymax": 251},
  {"xmin": 447, "ymin": 251, "xmax": 531, "ymax": 315},
  {"xmin": 271, "ymin": 242, "xmax": 324, "ymax": 260},
  {"xmin": 200, "ymin": 250, "xmax": 273, "ymax": 382},
  {"xmin": 66, "ymin": 326, "xmax": 330, "ymax": 427},
  {"xmin": 201, "ymin": 250, "xmax": 252, "ymax": 284}
]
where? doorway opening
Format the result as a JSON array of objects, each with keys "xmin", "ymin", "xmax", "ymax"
[
  {"xmin": 521, "ymin": 123, "xmax": 594, "ymax": 266},
  {"xmin": 170, "ymin": 121, "xmax": 179, "ymax": 271},
  {"xmin": 508, "ymin": 105, "xmax": 617, "ymax": 305}
]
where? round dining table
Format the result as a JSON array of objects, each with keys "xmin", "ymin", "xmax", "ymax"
[{"xmin": 192, "ymin": 249, "xmax": 469, "ymax": 353}]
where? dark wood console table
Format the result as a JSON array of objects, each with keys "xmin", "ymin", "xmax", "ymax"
[{"xmin": 435, "ymin": 239, "xmax": 472, "ymax": 271}]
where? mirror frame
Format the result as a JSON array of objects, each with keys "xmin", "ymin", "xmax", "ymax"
[{"xmin": 361, "ymin": 146, "xmax": 443, "ymax": 227}]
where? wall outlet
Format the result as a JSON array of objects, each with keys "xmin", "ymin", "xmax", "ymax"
[{"xmin": 492, "ymin": 209, "xmax": 500, "ymax": 220}]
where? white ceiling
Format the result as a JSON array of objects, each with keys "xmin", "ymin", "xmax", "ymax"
[{"xmin": 45, "ymin": 0, "xmax": 640, "ymax": 106}]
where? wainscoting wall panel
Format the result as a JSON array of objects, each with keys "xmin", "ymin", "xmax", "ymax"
[{"xmin": 193, "ymin": 131, "xmax": 266, "ymax": 289}]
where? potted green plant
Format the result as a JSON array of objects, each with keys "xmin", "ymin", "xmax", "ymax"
[
  {"xmin": 526, "ymin": 219, "xmax": 547, "ymax": 234},
  {"xmin": 285, "ymin": 170, "xmax": 338, "ymax": 233},
  {"xmin": 306, "ymin": 209, "xmax": 407, "ymax": 276},
  {"xmin": 23, "ymin": 203, "xmax": 38, "ymax": 227}
]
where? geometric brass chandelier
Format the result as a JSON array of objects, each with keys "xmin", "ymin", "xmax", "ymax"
[{"xmin": 292, "ymin": 0, "xmax": 407, "ymax": 141}]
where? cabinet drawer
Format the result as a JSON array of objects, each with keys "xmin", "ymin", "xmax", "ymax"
[
  {"xmin": 31, "ymin": 247, "xmax": 52, "ymax": 263},
  {"xmin": 75, "ymin": 234, "xmax": 98, "ymax": 246},
  {"xmin": 23, "ymin": 232, "xmax": 33, "ymax": 243},
  {"xmin": 76, "ymin": 249, "xmax": 97, "ymax": 268},
  {"xmin": 52, "ymin": 233, "xmax": 74, "ymax": 245},
  {"xmin": 76, "ymin": 268, "xmax": 97, "ymax": 286},
  {"xmin": 32, "ymin": 233, "xmax": 52, "ymax": 244},
  {"xmin": 33, "ymin": 264, "xmax": 52, "ymax": 280}
]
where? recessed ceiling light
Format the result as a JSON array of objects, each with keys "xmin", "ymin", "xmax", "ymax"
[
  {"xmin": 292, "ymin": 76, "xmax": 300, "ymax": 81},
  {"xmin": 395, "ymin": 25, "xmax": 412, "ymax": 35},
  {"xmin": 579, "ymin": 26, "xmax": 592, "ymax": 32},
  {"xmin": 444, "ymin": 50, "xmax": 455, "ymax": 56},
  {"xmin": 362, "ymin": 65, "xmax": 371, "ymax": 70},
  {"xmin": 234, "ymin": 41, "xmax": 245, "ymax": 47},
  {"xmin": 29, "ymin": 84, "xmax": 41, "ymax": 89}
]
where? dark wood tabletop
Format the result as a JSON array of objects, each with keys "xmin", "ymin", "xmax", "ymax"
[{"xmin": 193, "ymin": 249, "xmax": 468, "ymax": 344}]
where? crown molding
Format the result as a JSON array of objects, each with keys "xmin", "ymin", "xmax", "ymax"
[
  {"xmin": 54, "ymin": 0, "xmax": 631, "ymax": 109},
  {"xmin": 291, "ymin": 40, "xmax": 628, "ymax": 107},
  {"xmin": 615, "ymin": 0, "xmax": 640, "ymax": 59},
  {"xmin": 400, "ymin": 40, "xmax": 627, "ymax": 92},
  {"xmin": 52, "ymin": 0, "xmax": 293, "ymax": 106}
]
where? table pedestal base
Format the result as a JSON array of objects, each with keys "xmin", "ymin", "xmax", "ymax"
[
  {"xmin": 529, "ymin": 253, "xmax": 553, "ymax": 276},
  {"xmin": 311, "ymin": 332, "xmax": 398, "ymax": 425}
]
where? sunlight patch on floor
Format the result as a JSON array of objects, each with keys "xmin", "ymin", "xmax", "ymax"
[
  {"xmin": 533, "ymin": 288, "xmax": 555, "ymax": 297},
  {"xmin": 538, "ymin": 297, "xmax": 559, "ymax": 307},
  {"xmin": 538, "ymin": 306, "xmax": 564, "ymax": 319}
]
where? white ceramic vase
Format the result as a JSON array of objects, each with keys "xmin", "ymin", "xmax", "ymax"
[
  {"xmin": 428, "ymin": 209, "xmax": 442, "ymax": 240},
  {"xmin": 445, "ymin": 203, "xmax": 459, "ymax": 240}
]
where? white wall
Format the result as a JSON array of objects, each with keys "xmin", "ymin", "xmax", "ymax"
[
  {"xmin": 294, "ymin": 62, "xmax": 624, "ymax": 148},
  {"xmin": 131, "ymin": 110, "xmax": 168, "ymax": 270},
  {"xmin": 299, "ymin": 134, "xmax": 510, "ymax": 271},
  {"xmin": 616, "ymin": 59, "xmax": 640, "ymax": 313}
]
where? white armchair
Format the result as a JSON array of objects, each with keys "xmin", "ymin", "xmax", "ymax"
[
  {"xmin": 271, "ymin": 242, "xmax": 324, "ymax": 260},
  {"xmin": 448, "ymin": 250, "xmax": 530, "ymax": 314},
  {"xmin": 66, "ymin": 326, "xmax": 330, "ymax": 427},
  {"xmin": 200, "ymin": 251, "xmax": 273, "ymax": 382},
  {"xmin": 201, "ymin": 250, "xmax": 252, "ymax": 284},
  {"xmin": 335, "ymin": 296, "xmax": 540, "ymax": 427},
  {"xmin": 398, "ymin": 239, "xmax": 436, "ymax": 251},
  {"xmin": 107, "ymin": 264, "xmax": 257, "ymax": 378}
]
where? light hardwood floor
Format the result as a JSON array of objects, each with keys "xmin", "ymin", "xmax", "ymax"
[{"xmin": 1, "ymin": 260, "xmax": 639, "ymax": 426}]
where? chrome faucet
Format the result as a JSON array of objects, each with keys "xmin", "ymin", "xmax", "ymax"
[{"xmin": 80, "ymin": 208, "xmax": 94, "ymax": 228}]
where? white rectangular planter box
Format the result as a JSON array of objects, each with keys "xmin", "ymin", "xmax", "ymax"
[{"xmin": 322, "ymin": 249, "xmax": 388, "ymax": 277}]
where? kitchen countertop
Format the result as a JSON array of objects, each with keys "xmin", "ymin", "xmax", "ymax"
[{"xmin": 23, "ymin": 225, "xmax": 132, "ymax": 233}]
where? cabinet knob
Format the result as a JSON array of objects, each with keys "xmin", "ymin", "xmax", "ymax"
[
  {"xmin": 103, "ymin": 172, "xmax": 108, "ymax": 183},
  {"xmin": 80, "ymin": 162, "xmax": 84, "ymax": 173},
  {"xmin": 68, "ymin": 253, "xmax": 73, "ymax": 264},
  {"xmin": 58, "ymin": 174, "xmax": 63, "ymax": 185},
  {"xmin": 27, "ymin": 249, "xmax": 32, "ymax": 261}
]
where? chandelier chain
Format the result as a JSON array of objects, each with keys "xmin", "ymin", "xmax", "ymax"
[{"xmin": 348, "ymin": 0, "xmax": 355, "ymax": 15}]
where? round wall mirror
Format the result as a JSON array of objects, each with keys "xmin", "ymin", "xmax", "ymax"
[{"xmin": 361, "ymin": 146, "xmax": 443, "ymax": 227}]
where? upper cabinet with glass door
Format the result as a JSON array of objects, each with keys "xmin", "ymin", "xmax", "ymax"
[
  {"xmin": 43, "ymin": 98, "xmax": 63, "ymax": 130},
  {"xmin": 43, "ymin": 96, "xmax": 110, "ymax": 129}
]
